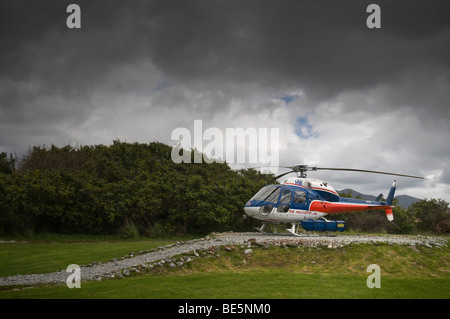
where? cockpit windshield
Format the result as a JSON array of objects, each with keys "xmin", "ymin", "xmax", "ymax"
[{"xmin": 251, "ymin": 186, "xmax": 281, "ymax": 203}]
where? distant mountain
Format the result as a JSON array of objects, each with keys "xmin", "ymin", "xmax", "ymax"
[
  {"xmin": 394, "ymin": 195, "xmax": 422, "ymax": 208},
  {"xmin": 338, "ymin": 189, "xmax": 421, "ymax": 208}
]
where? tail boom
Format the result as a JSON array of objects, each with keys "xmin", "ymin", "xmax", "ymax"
[
  {"xmin": 309, "ymin": 180, "xmax": 398, "ymax": 221},
  {"xmin": 310, "ymin": 201, "xmax": 393, "ymax": 214}
]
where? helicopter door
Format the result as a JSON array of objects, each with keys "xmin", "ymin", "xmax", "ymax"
[
  {"xmin": 290, "ymin": 190, "xmax": 308, "ymax": 209},
  {"xmin": 277, "ymin": 189, "xmax": 292, "ymax": 213}
]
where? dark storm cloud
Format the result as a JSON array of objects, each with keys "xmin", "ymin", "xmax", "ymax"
[
  {"xmin": 0, "ymin": 1, "xmax": 150, "ymax": 89},
  {"xmin": 0, "ymin": 0, "xmax": 155, "ymax": 152},
  {"xmin": 147, "ymin": 0, "xmax": 450, "ymax": 99},
  {"xmin": 1, "ymin": 1, "xmax": 449, "ymax": 148},
  {"xmin": 1, "ymin": 0, "xmax": 449, "ymax": 104}
]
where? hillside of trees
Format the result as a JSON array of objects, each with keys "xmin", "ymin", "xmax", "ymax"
[
  {"xmin": 0, "ymin": 141, "xmax": 274, "ymax": 237},
  {"xmin": 0, "ymin": 141, "xmax": 448, "ymax": 237}
]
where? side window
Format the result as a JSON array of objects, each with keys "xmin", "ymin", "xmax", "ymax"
[
  {"xmin": 277, "ymin": 189, "xmax": 292, "ymax": 213},
  {"xmin": 280, "ymin": 189, "xmax": 292, "ymax": 204},
  {"xmin": 265, "ymin": 188, "xmax": 281, "ymax": 203},
  {"xmin": 294, "ymin": 190, "xmax": 306, "ymax": 204}
]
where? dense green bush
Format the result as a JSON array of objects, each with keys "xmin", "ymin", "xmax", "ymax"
[
  {"xmin": 0, "ymin": 141, "xmax": 274, "ymax": 236},
  {"xmin": 332, "ymin": 198, "xmax": 449, "ymax": 234},
  {"xmin": 407, "ymin": 198, "xmax": 450, "ymax": 234}
]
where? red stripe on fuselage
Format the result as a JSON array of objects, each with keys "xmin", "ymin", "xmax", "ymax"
[{"xmin": 309, "ymin": 200, "xmax": 391, "ymax": 214}]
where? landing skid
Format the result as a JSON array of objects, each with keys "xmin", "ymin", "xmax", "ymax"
[
  {"xmin": 254, "ymin": 223, "xmax": 287, "ymax": 236},
  {"xmin": 254, "ymin": 223, "xmax": 338, "ymax": 237},
  {"xmin": 286, "ymin": 223, "xmax": 302, "ymax": 237},
  {"xmin": 254, "ymin": 223, "xmax": 267, "ymax": 233},
  {"xmin": 287, "ymin": 223, "xmax": 338, "ymax": 237}
]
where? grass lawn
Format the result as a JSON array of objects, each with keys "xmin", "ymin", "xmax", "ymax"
[
  {"xmin": 0, "ymin": 234, "xmax": 449, "ymax": 299},
  {"xmin": 0, "ymin": 235, "xmax": 193, "ymax": 276},
  {"xmin": 1, "ymin": 271, "xmax": 449, "ymax": 299}
]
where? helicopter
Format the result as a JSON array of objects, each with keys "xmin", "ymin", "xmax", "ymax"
[{"xmin": 243, "ymin": 165, "xmax": 424, "ymax": 236}]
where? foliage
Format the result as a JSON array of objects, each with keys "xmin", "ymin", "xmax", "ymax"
[
  {"xmin": 333, "ymin": 197, "xmax": 450, "ymax": 234},
  {"xmin": 389, "ymin": 206, "xmax": 416, "ymax": 234},
  {"xmin": 0, "ymin": 152, "xmax": 15, "ymax": 174},
  {"xmin": 0, "ymin": 141, "xmax": 275, "ymax": 236},
  {"xmin": 407, "ymin": 198, "xmax": 450, "ymax": 234}
]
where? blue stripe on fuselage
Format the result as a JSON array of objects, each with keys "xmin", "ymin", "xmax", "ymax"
[{"xmin": 338, "ymin": 197, "xmax": 386, "ymax": 206}]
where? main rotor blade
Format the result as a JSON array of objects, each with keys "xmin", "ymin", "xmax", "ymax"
[
  {"xmin": 275, "ymin": 170, "xmax": 295, "ymax": 179},
  {"xmin": 316, "ymin": 167, "xmax": 424, "ymax": 179}
]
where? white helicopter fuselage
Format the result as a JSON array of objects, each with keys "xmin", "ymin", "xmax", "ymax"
[
  {"xmin": 244, "ymin": 177, "xmax": 396, "ymax": 224},
  {"xmin": 243, "ymin": 177, "xmax": 336, "ymax": 223},
  {"xmin": 244, "ymin": 205, "xmax": 328, "ymax": 223}
]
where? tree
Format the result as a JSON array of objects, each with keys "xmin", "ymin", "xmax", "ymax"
[
  {"xmin": 388, "ymin": 206, "xmax": 415, "ymax": 234},
  {"xmin": 0, "ymin": 152, "xmax": 15, "ymax": 174},
  {"xmin": 408, "ymin": 198, "xmax": 450, "ymax": 234}
]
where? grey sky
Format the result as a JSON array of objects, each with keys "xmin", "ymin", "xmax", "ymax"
[{"xmin": 0, "ymin": 0, "xmax": 449, "ymax": 201}]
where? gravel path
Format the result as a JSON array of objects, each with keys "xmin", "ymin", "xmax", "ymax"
[{"xmin": 0, "ymin": 232, "xmax": 447, "ymax": 287}]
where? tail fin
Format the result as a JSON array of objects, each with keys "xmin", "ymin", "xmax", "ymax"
[
  {"xmin": 386, "ymin": 180, "xmax": 397, "ymax": 206},
  {"xmin": 385, "ymin": 180, "xmax": 397, "ymax": 221}
]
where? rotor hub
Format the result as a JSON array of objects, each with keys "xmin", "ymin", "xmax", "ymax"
[{"xmin": 291, "ymin": 165, "xmax": 317, "ymax": 178}]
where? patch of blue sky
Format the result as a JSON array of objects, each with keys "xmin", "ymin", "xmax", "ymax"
[
  {"xmin": 155, "ymin": 81, "xmax": 171, "ymax": 91},
  {"xmin": 280, "ymin": 93, "xmax": 302, "ymax": 105},
  {"xmin": 295, "ymin": 116, "xmax": 319, "ymax": 139},
  {"xmin": 281, "ymin": 94, "xmax": 296, "ymax": 105}
]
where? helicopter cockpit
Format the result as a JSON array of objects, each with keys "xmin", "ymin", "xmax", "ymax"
[{"xmin": 246, "ymin": 185, "xmax": 310, "ymax": 216}]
